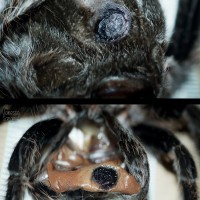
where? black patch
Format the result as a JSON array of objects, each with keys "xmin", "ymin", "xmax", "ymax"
[
  {"xmin": 96, "ymin": 4, "xmax": 131, "ymax": 42},
  {"xmin": 92, "ymin": 167, "xmax": 118, "ymax": 190}
]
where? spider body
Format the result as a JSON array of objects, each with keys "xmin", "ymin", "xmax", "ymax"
[
  {"xmin": 4, "ymin": 105, "xmax": 200, "ymax": 200},
  {"xmin": 0, "ymin": 0, "xmax": 199, "ymax": 98}
]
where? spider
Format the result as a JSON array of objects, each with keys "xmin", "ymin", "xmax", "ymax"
[
  {"xmin": 4, "ymin": 105, "xmax": 200, "ymax": 200},
  {"xmin": 0, "ymin": 0, "xmax": 199, "ymax": 98}
]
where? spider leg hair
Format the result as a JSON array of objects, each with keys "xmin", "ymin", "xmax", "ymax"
[
  {"xmin": 6, "ymin": 118, "xmax": 76, "ymax": 200},
  {"xmin": 184, "ymin": 105, "xmax": 200, "ymax": 151},
  {"xmin": 166, "ymin": 0, "xmax": 200, "ymax": 61},
  {"xmin": 133, "ymin": 124, "xmax": 198, "ymax": 200},
  {"xmin": 0, "ymin": 0, "xmax": 46, "ymax": 39},
  {"xmin": 102, "ymin": 111, "xmax": 149, "ymax": 200}
]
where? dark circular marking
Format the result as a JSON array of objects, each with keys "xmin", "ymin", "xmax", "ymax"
[
  {"xmin": 92, "ymin": 167, "xmax": 118, "ymax": 190},
  {"xmin": 96, "ymin": 7, "xmax": 131, "ymax": 42}
]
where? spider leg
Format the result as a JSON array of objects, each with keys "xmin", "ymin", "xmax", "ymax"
[
  {"xmin": 143, "ymin": 104, "xmax": 187, "ymax": 119},
  {"xmin": 6, "ymin": 118, "xmax": 75, "ymax": 200},
  {"xmin": 6, "ymin": 175, "xmax": 26, "ymax": 200},
  {"xmin": 102, "ymin": 111, "xmax": 149, "ymax": 200},
  {"xmin": 133, "ymin": 124, "xmax": 198, "ymax": 200},
  {"xmin": 184, "ymin": 105, "xmax": 200, "ymax": 151},
  {"xmin": 166, "ymin": 0, "xmax": 200, "ymax": 61}
]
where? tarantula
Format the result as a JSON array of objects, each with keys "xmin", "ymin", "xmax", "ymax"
[
  {"xmin": 0, "ymin": 0, "xmax": 199, "ymax": 98},
  {"xmin": 5, "ymin": 105, "xmax": 200, "ymax": 200}
]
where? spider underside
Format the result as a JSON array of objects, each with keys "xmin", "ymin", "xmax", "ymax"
[{"xmin": 4, "ymin": 105, "xmax": 200, "ymax": 200}]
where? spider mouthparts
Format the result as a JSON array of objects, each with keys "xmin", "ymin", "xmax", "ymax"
[
  {"xmin": 47, "ymin": 160, "xmax": 141, "ymax": 194},
  {"xmin": 41, "ymin": 120, "xmax": 141, "ymax": 195},
  {"xmin": 92, "ymin": 77, "xmax": 156, "ymax": 98}
]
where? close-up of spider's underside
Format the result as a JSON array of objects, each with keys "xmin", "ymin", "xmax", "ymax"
[
  {"xmin": 1, "ymin": 105, "xmax": 200, "ymax": 200},
  {"xmin": 0, "ymin": 0, "xmax": 199, "ymax": 98}
]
